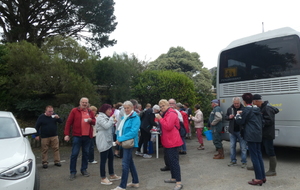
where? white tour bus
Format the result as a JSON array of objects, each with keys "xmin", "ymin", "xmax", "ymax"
[{"xmin": 218, "ymin": 27, "xmax": 300, "ymax": 147}]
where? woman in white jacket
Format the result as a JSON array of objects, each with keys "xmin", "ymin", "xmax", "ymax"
[
  {"xmin": 190, "ymin": 104, "xmax": 204, "ymax": 150},
  {"xmin": 96, "ymin": 104, "xmax": 121, "ymax": 185}
]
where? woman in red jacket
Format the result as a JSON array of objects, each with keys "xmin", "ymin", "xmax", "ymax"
[{"xmin": 156, "ymin": 99, "xmax": 183, "ymax": 190}]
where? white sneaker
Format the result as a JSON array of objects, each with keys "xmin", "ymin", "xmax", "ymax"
[
  {"xmin": 127, "ymin": 182, "xmax": 140, "ymax": 188},
  {"xmin": 111, "ymin": 186, "xmax": 125, "ymax": 190},
  {"xmin": 90, "ymin": 160, "xmax": 98, "ymax": 164},
  {"xmin": 109, "ymin": 174, "xmax": 121, "ymax": 181},
  {"xmin": 101, "ymin": 177, "xmax": 113, "ymax": 185},
  {"xmin": 135, "ymin": 151, "xmax": 143, "ymax": 156},
  {"xmin": 143, "ymin": 154, "xmax": 152, "ymax": 159}
]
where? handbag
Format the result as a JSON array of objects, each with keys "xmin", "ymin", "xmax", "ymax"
[{"xmin": 122, "ymin": 138, "xmax": 134, "ymax": 149}]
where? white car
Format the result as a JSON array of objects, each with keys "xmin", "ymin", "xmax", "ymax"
[{"xmin": 0, "ymin": 111, "xmax": 40, "ymax": 190}]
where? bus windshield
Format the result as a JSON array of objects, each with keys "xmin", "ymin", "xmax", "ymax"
[{"xmin": 219, "ymin": 35, "xmax": 300, "ymax": 83}]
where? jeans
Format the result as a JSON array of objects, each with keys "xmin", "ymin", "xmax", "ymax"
[
  {"xmin": 88, "ymin": 137, "xmax": 95, "ymax": 162},
  {"xmin": 229, "ymin": 132, "xmax": 247, "ymax": 163},
  {"xmin": 247, "ymin": 142, "xmax": 265, "ymax": 180},
  {"xmin": 119, "ymin": 148, "xmax": 139, "ymax": 188},
  {"xmin": 179, "ymin": 136, "xmax": 186, "ymax": 151},
  {"xmin": 70, "ymin": 136, "xmax": 91, "ymax": 174},
  {"xmin": 100, "ymin": 147, "xmax": 114, "ymax": 178},
  {"xmin": 262, "ymin": 138, "xmax": 276, "ymax": 157},
  {"xmin": 137, "ymin": 129, "xmax": 151, "ymax": 154}
]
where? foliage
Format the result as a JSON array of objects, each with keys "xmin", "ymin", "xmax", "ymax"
[
  {"xmin": 133, "ymin": 70, "xmax": 196, "ymax": 106},
  {"xmin": 95, "ymin": 53, "xmax": 146, "ymax": 104},
  {"xmin": 0, "ymin": 0, "xmax": 117, "ymax": 54},
  {"xmin": 1, "ymin": 37, "xmax": 99, "ymax": 118},
  {"xmin": 147, "ymin": 46, "xmax": 212, "ymax": 94}
]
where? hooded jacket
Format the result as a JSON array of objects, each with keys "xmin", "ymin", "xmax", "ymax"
[
  {"xmin": 235, "ymin": 106, "xmax": 263, "ymax": 142},
  {"xmin": 159, "ymin": 108, "xmax": 183, "ymax": 148},
  {"xmin": 95, "ymin": 112, "xmax": 115, "ymax": 152},
  {"xmin": 260, "ymin": 101, "xmax": 279, "ymax": 140}
]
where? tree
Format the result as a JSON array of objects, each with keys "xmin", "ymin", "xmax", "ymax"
[
  {"xmin": 95, "ymin": 53, "xmax": 146, "ymax": 104},
  {"xmin": 147, "ymin": 46, "xmax": 212, "ymax": 93},
  {"xmin": 133, "ymin": 70, "xmax": 196, "ymax": 106},
  {"xmin": 0, "ymin": 0, "xmax": 117, "ymax": 53},
  {"xmin": 1, "ymin": 37, "xmax": 99, "ymax": 117}
]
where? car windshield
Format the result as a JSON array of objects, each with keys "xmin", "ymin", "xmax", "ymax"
[{"xmin": 0, "ymin": 117, "xmax": 21, "ymax": 139}]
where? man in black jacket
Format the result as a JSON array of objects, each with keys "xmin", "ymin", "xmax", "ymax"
[
  {"xmin": 225, "ymin": 97, "xmax": 247, "ymax": 168},
  {"xmin": 252, "ymin": 94, "xmax": 279, "ymax": 176}
]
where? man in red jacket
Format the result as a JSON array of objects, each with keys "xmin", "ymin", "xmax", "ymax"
[{"xmin": 64, "ymin": 97, "xmax": 96, "ymax": 181}]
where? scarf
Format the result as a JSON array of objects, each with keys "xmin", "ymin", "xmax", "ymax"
[{"xmin": 118, "ymin": 110, "xmax": 133, "ymax": 137}]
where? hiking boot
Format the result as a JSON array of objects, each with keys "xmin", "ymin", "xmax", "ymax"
[
  {"xmin": 109, "ymin": 174, "xmax": 121, "ymax": 181},
  {"xmin": 227, "ymin": 161, "xmax": 237, "ymax": 166},
  {"xmin": 101, "ymin": 177, "xmax": 113, "ymax": 185},
  {"xmin": 127, "ymin": 182, "xmax": 140, "ymax": 188}
]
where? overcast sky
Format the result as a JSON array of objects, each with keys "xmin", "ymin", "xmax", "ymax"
[{"xmin": 100, "ymin": 0, "xmax": 300, "ymax": 69}]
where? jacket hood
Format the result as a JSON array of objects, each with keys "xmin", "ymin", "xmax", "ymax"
[{"xmin": 252, "ymin": 106, "xmax": 262, "ymax": 115}]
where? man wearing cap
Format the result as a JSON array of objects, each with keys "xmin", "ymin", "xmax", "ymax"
[
  {"xmin": 209, "ymin": 99, "xmax": 224, "ymax": 159},
  {"xmin": 252, "ymin": 94, "xmax": 279, "ymax": 176}
]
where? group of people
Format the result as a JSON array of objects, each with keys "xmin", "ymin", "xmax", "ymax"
[
  {"xmin": 34, "ymin": 93, "xmax": 279, "ymax": 189},
  {"xmin": 209, "ymin": 93, "xmax": 279, "ymax": 186}
]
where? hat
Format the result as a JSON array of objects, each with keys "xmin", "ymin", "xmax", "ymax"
[
  {"xmin": 176, "ymin": 102, "xmax": 183, "ymax": 108},
  {"xmin": 253, "ymin": 94, "xmax": 262, "ymax": 100},
  {"xmin": 211, "ymin": 99, "xmax": 219, "ymax": 104}
]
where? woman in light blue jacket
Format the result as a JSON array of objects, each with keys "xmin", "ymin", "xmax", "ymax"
[
  {"xmin": 112, "ymin": 101, "xmax": 140, "ymax": 190},
  {"xmin": 96, "ymin": 104, "xmax": 121, "ymax": 185}
]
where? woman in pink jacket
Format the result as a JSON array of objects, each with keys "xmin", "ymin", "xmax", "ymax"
[{"xmin": 156, "ymin": 99, "xmax": 183, "ymax": 190}]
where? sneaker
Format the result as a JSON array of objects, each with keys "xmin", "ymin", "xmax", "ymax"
[
  {"xmin": 197, "ymin": 146, "xmax": 205, "ymax": 150},
  {"xmin": 247, "ymin": 165, "xmax": 254, "ymax": 170},
  {"xmin": 42, "ymin": 164, "xmax": 48, "ymax": 169},
  {"xmin": 101, "ymin": 177, "xmax": 113, "ymax": 185},
  {"xmin": 54, "ymin": 163, "xmax": 61, "ymax": 167},
  {"xmin": 241, "ymin": 163, "xmax": 247, "ymax": 168},
  {"xmin": 135, "ymin": 151, "xmax": 143, "ymax": 156},
  {"xmin": 81, "ymin": 170, "xmax": 90, "ymax": 177},
  {"xmin": 227, "ymin": 161, "xmax": 237, "ymax": 166},
  {"xmin": 69, "ymin": 173, "xmax": 76, "ymax": 181},
  {"xmin": 111, "ymin": 186, "xmax": 126, "ymax": 190},
  {"xmin": 127, "ymin": 182, "xmax": 140, "ymax": 188},
  {"xmin": 143, "ymin": 154, "xmax": 152, "ymax": 159},
  {"xmin": 89, "ymin": 160, "xmax": 98, "ymax": 164},
  {"xmin": 109, "ymin": 174, "xmax": 121, "ymax": 181}
]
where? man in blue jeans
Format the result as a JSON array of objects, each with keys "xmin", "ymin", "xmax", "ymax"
[
  {"xmin": 64, "ymin": 97, "xmax": 96, "ymax": 181},
  {"xmin": 225, "ymin": 97, "xmax": 247, "ymax": 168}
]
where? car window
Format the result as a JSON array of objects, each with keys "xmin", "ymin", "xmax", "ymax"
[{"xmin": 0, "ymin": 117, "xmax": 21, "ymax": 139}]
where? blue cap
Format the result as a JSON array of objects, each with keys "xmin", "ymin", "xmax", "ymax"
[{"xmin": 211, "ymin": 99, "xmax": 219, "ymax": 104}]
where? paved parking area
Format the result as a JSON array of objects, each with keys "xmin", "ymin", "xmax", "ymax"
[{"xmin": 34, "ymin": 136, "xmax": 300, "ymax": 190}]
